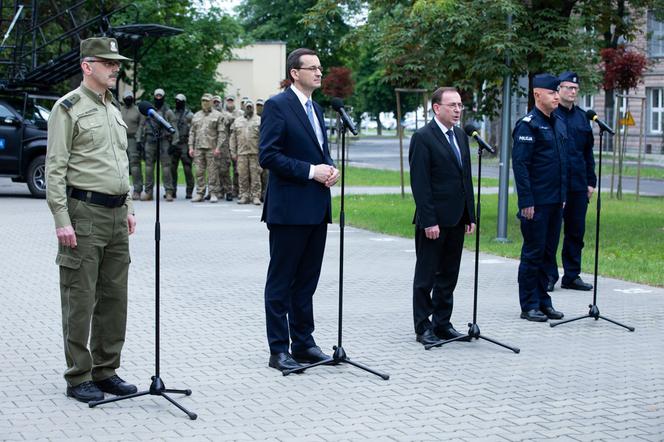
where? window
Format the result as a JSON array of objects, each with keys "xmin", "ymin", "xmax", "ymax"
[
  {"xmin": 648, "ymin": 88, "xmax": 664, "ymax": 134},
  {"xmin": 581, "ymin": 94, "xmax": 594, "ymax": 110},
  {"xmin": 648, "ymin": 11, "xmax": 664, "ymax": 57},
  {"xmin": 0, "ymin": 104, "xmax": 13, "ymax": 119}
]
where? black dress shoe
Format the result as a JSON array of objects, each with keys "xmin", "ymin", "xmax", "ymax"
[
  {"xmin": 520, "ymin": 309, "xmax": 548, "ymax": 322},
  {"xmin": 415, "ymin": 329, "xmax": 442, "ymax": 346},
  {"xmin": 292, "ymin": 346, "xmax": 331, "ymax": 364},
  {"xmin": 561, "ymin": 277, "xmax": 593, "ymax": 291},
  {"xmin": 94, "ymin": 375, "xmax": 138, "ymax": 396},
  {"xmin": 225, "ymin": 192, "xmax": 233, "ymax": 201},
  {"xmin": 542, "ymin": 306, "xmax": 564, "ymax": 320},
  {"xmin": 66, "ymin": 381, "xmax": 104, "ymax": 403},
  {"xmin": 435, "ymin": 325, "xmax": 470, "ymax": 341},
  {"xmin": 269, "ymin": 352, "xmax": 304, "ymax": 372}
]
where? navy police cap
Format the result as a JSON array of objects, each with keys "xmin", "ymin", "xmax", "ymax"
[
  {"xmin": 532, "ymin": 73, "xmax": 560, "ymax": 91},
  {"xmin": 558, "ymin": 71, "xmax": 579, "ymax": 84}
]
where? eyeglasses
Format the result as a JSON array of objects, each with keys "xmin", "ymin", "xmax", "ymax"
[
  {"xmin": 442, "ymin": 103, "xmax": 464, "ymax": 110},
  {"xmin": 84, "ymin": 58, "xmax": 121, "ymax": 69},
  {"xmin": 297, "ymin": 65, "xmax": 324, "ymax": 73}
]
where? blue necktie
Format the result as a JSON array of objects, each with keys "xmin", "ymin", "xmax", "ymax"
[
  {"xmin": 446, "ymin": 129, "xmax": 462, "ymax": 166},
  {"xmin": 305, "ymin": 100, "xmax": 317, "ymax": 133}
]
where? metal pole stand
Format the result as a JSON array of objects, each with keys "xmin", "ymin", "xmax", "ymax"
[
  {"xmin": 550, "ymin": 127, "xmax": 634, "ymax": 332},
  {"xmin": 427, "ymin": 144, "xmax": 520, "ymax": 353},
  {"xmin": 89, "ymin": 125, "xmax": 197, "ymax": 419},
  {"xmin": 283, "ymin": 124, "xmax": 389, "ymax": 380}
]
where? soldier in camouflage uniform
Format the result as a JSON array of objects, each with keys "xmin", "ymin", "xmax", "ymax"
[
  {"xmin": 171, "ymin": 93, "xmax": 195, "ymax": 199},
  {"xmin": 225, "ymin": 96, "xmax": 241, "ymax": 198},
  {"xmin": 212, "ymin": 95, "xmax": 223, "ymax": 112},
  {"xmin": 216, "ymin": 104, "xmax": 234, "ymax": 201},
  {"xmin": 120, "ymin": 90, "xmax": 143, "ymax": 200},
  {"xmin": 189, "ymin": 93, "xmax": 224, "ymax": 203},
  {"xmin": 230, "ymin": 100, "xmax": 262, "ymax": 205},
  {"xmin": 137, "ymin": 88, "xmax": 178, "ymax": 201},
  {"xmin": 255, "ymin": 98, "xmax": 268, "ymax": 200}
]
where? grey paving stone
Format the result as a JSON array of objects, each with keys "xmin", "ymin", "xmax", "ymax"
[{"xmin": 0, "ymin": 187, "xmax": 663, "ymax": 440}]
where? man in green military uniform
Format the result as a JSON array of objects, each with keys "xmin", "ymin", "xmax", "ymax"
[
  {"xmin": 137, "ymin": 88, "xmax": 179, "ymax": 201},
  {"xmin": 189, "ymin": 93, "xmax": 224, "ymax": 202},
  {"xmin": 230, "ymin": 100, "xmax": 262, "ymax": 205},
  {"xmin": 171, "ymin": 93, "xmax": 195, "ymax": 199},
  {"xmin": 120, "ymin": 90, "xmax": 143, "ymax": 200},
  {"xmin": 46, "ymin": 37, "xmax": 138, "ymax": 403}
]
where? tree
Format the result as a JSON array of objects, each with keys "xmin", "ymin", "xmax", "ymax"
[
  {"xmin": 115, "ymin": 1, "xmax": 242, "ymax": 108},
  {"xmin": 321, "ymin": 66, "xmax": 354, "ymax": 99}
]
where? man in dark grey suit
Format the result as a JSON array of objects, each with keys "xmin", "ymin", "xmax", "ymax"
[{"xmin": 409, "ymin": 87, "xmax": 476, "ymax": 347}]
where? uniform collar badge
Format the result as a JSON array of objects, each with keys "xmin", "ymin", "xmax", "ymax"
[{"xmin": 110, "ymin": 41, "xmax": 117, "ymax": 52}]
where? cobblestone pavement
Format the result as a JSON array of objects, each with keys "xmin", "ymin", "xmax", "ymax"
[{"xmin": 1, "ymin": 186, "xmax": 663, "ymax": 441}]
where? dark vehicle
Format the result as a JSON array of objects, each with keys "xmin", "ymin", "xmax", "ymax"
[{"xmin": 0, "ymin": 93, "xmax": 57, "ymax": 198}]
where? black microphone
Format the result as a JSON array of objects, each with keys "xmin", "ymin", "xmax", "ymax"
[
  {"xmin": 463, "ymin": 123, "xmax": 495, "ymax": 154},
  {"xmin": 138, "ymin": 101, "xmax": 176, "ymax": 134},
  {"xmin": 586, "ymin": 109, "xmax": 615, "ymax": 135},
  {"xmin": 330, "ymin": 97, "xmax": 358, "ymax": 136}
]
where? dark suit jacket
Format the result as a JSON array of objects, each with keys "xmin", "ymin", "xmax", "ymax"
[
  {"xmin": 259, "ymin": 87, "xmax": 334, "ymax": 225},
  {"xmin": 409, "ymin": 119, "xmax": 476, "ymax": 228}
]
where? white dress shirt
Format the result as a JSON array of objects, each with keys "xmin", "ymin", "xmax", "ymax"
[{"xmin": 291, "ymin": 85, "xmax": 324, "ymax": 179}]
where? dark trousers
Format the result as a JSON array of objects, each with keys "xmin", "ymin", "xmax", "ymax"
[
  {"xmin": 518, "ymin": 203, "xmax": 563, "ymax": 311},
  {"xmin": 544, "ymin": 191, "xmax": 589, "ymax": 284},
  {"xmin": 412, "ymin": 222, "xmax": 465, "ymax": 335},
  {"xmin": 264, "ymin": 223, "xmax": 327, "ymax": 354},
  {"xmin": 170, "ymin": 143, "xmax": 194, "ymax": 196}
]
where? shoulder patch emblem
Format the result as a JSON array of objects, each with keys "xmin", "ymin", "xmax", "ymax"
[{"xmin": 522, "ymin": 115, "xmax": 532, "ymax": 123}]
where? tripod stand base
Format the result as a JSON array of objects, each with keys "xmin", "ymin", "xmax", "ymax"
[
  {"xmin": 425, "ymin": 323, "xmax": 520, "ymax": 353},
  {"xmin": 89, "ymin": 376, "xmax": 197, "ymax": 420},
  {"xmin": 283, "ymin": 345, "xmax": 390, "ymax": 380},
  {"xmin": 550, "ymin": 304, "xmax": 634, "ymax": 331}
]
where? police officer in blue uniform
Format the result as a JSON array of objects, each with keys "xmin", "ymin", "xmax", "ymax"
[
  {"xmin": 544, "ymin": 71, "xmax": 596, "ymax": 292},
  {"xmin": 512, "ymin": 73, "xmax": 567, "ymax": 322}
]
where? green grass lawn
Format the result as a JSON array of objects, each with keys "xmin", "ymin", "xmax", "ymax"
[
  {"xmin": 332, "ymin": 192, "xmax": 664, "ymax": 287},
  {"xmin": 342, "ymin": 166, "xmax": 500, "ymax": 188}
]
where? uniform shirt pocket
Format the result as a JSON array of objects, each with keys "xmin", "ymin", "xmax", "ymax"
[
  {"xmin": 115, "ymin": 114, "xmax": 129, "ymax": 150},
  {"xmin": 75, "ymin": 115, "xmax": 103, "ymax": 151}
]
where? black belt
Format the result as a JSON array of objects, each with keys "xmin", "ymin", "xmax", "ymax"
[{"xmin": 68, "ymin": 187, "xmax": 127, "ymax": 208}]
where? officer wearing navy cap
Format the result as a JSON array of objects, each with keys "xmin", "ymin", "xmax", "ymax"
[
  {"xmin": 543, "ymin": 71, "xmax": 596, "ymax": 292},
  {"xmin": 512, "ymin": 73, "xmax": 567, "ymax": 322}
]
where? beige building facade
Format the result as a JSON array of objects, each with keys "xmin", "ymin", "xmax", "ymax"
[{"xmin": 216, "ymin": 41, "xmax": 287, "ymax": 104}]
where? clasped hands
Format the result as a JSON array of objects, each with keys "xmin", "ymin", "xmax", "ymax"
[{"xmin": 313, "ymin": 164, "xmax": 340, "ymax": 187}]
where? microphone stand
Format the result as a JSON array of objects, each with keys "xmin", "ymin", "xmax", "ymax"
[
  {"xmin": 427, "ymin": 141, "xmax": 520, "ymax": 353},
  {"xmin": 283, "ymin": 121, "xmax": 390, "ymax": 380},
  {"xmin": 90, "ymin": 124, "xmax": 198, "ymax": 419},
  {"xmin": 550, "ymin": 126, "xmax": 634, "ymax": 331}
]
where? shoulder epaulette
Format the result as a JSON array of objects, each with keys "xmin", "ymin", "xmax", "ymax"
[
  {"xmin": 522, "ymin": 115, "xmax": 533, "ymax": 123},
  {"xmin": 60, "ymin": 93, "xmax": 80, "ymax": 110}
]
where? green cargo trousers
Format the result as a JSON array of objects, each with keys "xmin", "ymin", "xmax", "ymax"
[{"xmin": 56, "ymin": 197, "xmax": 130, "ymax": 387}]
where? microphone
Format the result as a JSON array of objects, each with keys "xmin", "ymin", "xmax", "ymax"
[
  {"xmin": 138, "ymin": 101, "xmax": 176, "ymax": 134},
  {"xmin": 330, "ymin": 97, "xmax": 358, "ymax": 136},
  {"xmin": 586, "ymin": 109, "xmax": 615, "ymax": 135},
  {"xmin": 463, "ymin": 123, "xmax": 495, "ymax": 154}
]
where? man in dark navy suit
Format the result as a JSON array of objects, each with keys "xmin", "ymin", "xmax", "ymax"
[
  {"xmin": 543, "ymin": 71, "xmax": 596, "ymax": 292},
  {"xmin": 512, "ymin": 73, "xmax": 567, "ymax": 322},
  {"xmin": 259, "ymin": 48, "xmax": 340, "ymax": 372},
  {"xmin": 409, "ymin": 87, "xmax": 476, "ymax": 347}
]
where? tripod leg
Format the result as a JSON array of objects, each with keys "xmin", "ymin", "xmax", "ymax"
[
  {"xmin": 549, "ymin": 314, "xmax": 590, "ymax": 328},
  {"xmin": 343, "ymin": 359, "xmax": 390, "ymax": 380},
  {"xmin": 598, "ymin": 315, "xmax": 635, "ymax": 332},
  {"xmin": 477, "ymin": 335, "xmax": 520, "ymax": 354},
  {"xmin": 163, "ymin": 388, "xmax": 192, "ymax": 395},
  {"xmin": 424, "ymin": 334, "xmax": 468, "ymax": 350},
  {"xmin": 283, "ymin": 357, "xmax": 334, "ymax": 376},
  {"xmin": 88, "ymin": 390, "xmax": 149, "ymax": 408},
  {"xmin": 161, "ymin": 392, "xmax": 198, "ymax": 420}
]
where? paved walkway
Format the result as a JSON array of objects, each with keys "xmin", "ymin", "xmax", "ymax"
[{"xmin": 1, "ymin": 186, "xmax": 663, "ymax": 441}]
